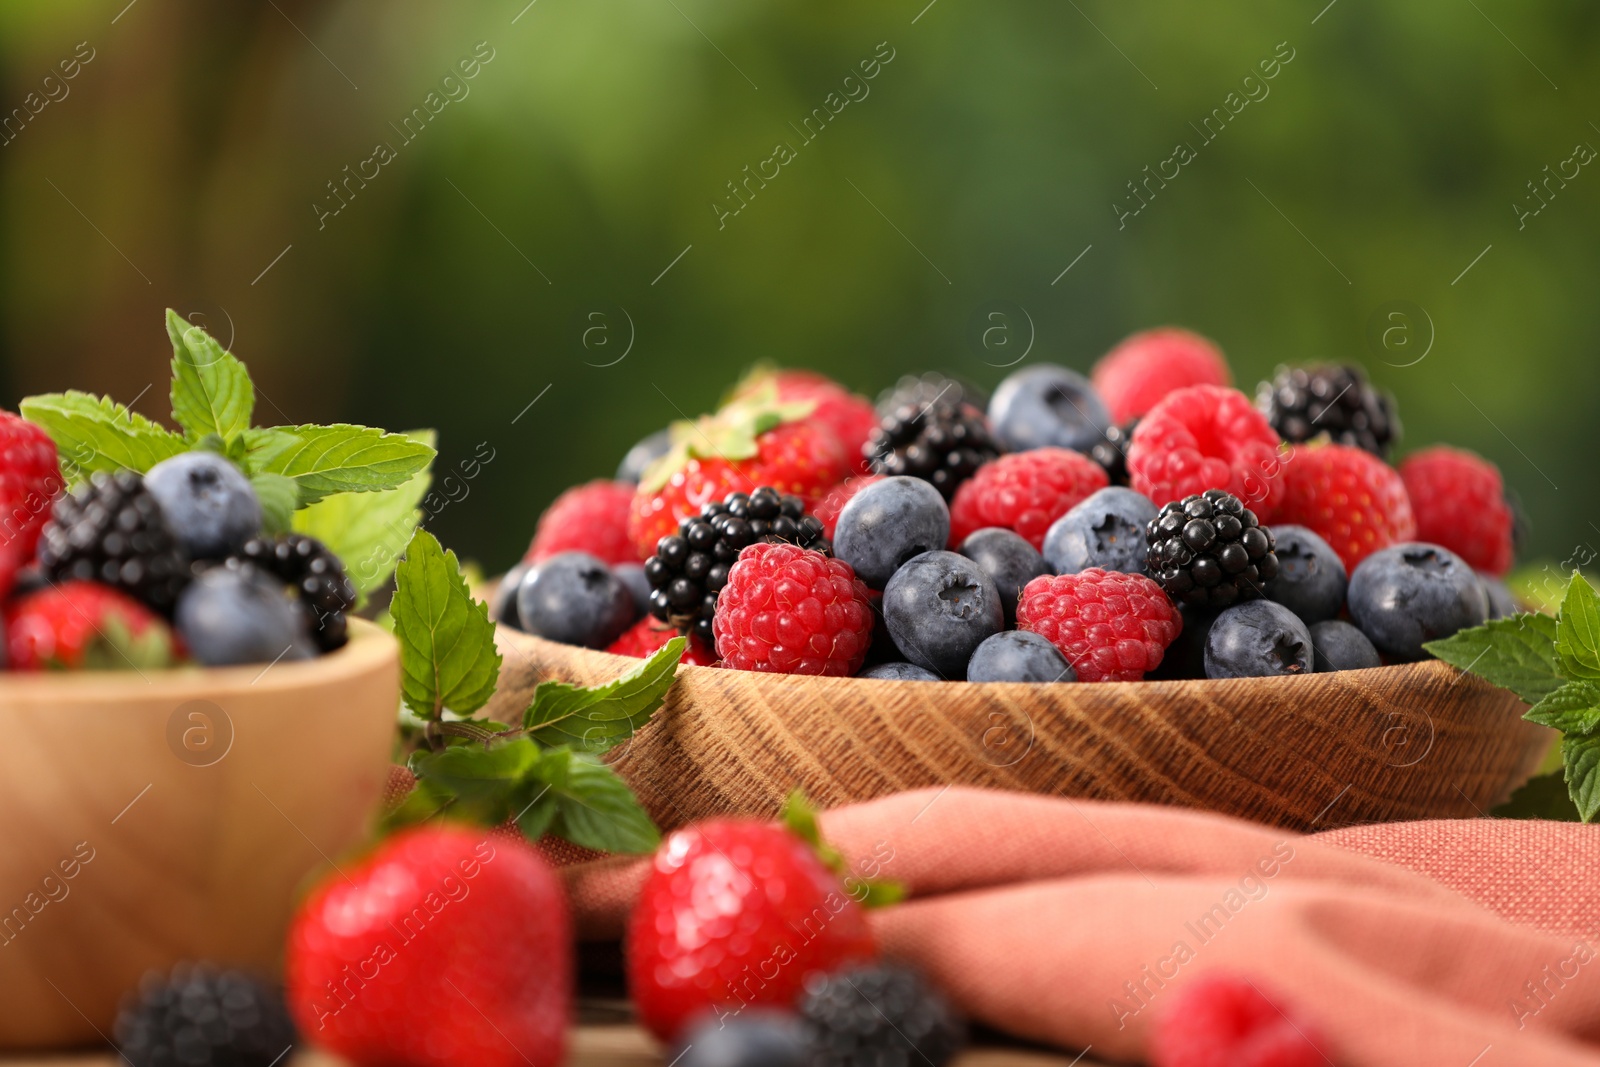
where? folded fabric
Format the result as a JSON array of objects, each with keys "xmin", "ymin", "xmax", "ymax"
[{"xmin": 561, "ymin": 787, "xmax": 1600, "ymax": 1067}]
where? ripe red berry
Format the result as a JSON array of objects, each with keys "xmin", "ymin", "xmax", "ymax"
[
  {"xmin": 5, "ymin": 580, "xmax": 173, "ymax": 671},
  {"xmin": 713, "ymin": 542, "xmax": 873, "ymax": 675},
  {"xmin": 734, "ymin": 369, "xmax": 879, "ymax": 476},
  {"xmin": 1280, "ymin": 443, "xmax": 1416, "ymax": 572},
  {"xmin": 1128, "ymin": 385, "xmax": 1286, "ymax": 521},
  {"xmin": 813, "ymin": 474, "xmax": 884, "ymax": 539},
  {"xmin": 1398, "ymin": 445, "xmax": 1514, "ymax": 576},
  {"xmin": 606, "ymin": 615, "xmax": 716, "ymax": 664},
  {"xmin": 1091, "ymin": 327, "xmax": 1233, "ymax": 424},
  {"xmin": 526, "ymin": 480, "xmax": 638, "ymax": 565},
  {"xmin": 948, "ymin": 448, "xmax": 1109, "ymax": 550},
  {"xmin": 0, "ymin": 410, "xmax": 62, "ymax": 595},
  {"xmin": 287, "ymin": 827, "xmax": 570, "ymax": 1067},
  {"xmin": 626, "ymin": 818, "xmax": 877, "ymax": 1042},
  {"xmin": 1016, "ymin": 568, "xmax": 1181, "ymax": 682},
  {"xmin": 1150, "ymin": 972, "xmax": 1329, "ymax": 1067}
]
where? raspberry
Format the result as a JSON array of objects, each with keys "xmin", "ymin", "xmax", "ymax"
[
  {"xmin": 1128, "ymin": 385, "xmax": 1286, "ymax": 521},
  {"xmin": 115, "ymin": 964, "xmax": 295, "ymax": 1067},
  {"xmin": 1016, "ymin": 568, "xmax": 1181, "ymax": 682},
  {"xmin": 1150, "ymin": 972, "xmax": 1329, "ymax": 1067},
  {"xmin": 606, "ymin": 616, "xmax": 716, "ymax": 664},
  {"xmin": 948, "ymin": 448, "xmax": 1109, "ymax": 550},
  {"xmin": 812, "ymin": 475, "xmax": 884, "ymax": 540},
  {"xmin": 5, "ymin": 579, "xmax": 175, "ymax": 671},
  {"xmin": 1146, "ymin": 490, "xmax": 1280, "ymax": 609},
  {"xmin": 1091, "ymin": 328, "xmax": 1232, "ymax": 424},
  {"xmin": 0, "ymin": 410, "xmax": 62, "ymax": 595},
  {"xmin": 1280, "ymin": 443, "xmax": 1416, "ymax": 572},
  {"xmin": 712, "ymin": 542, "xmax": 873, "ymax": 675},
  {"xmin": 526, "ymin": 480, "xmax": 638, "ymax": 565},
  {"xmin": 1398, "ymin": 446, "xmax": 1514, "ymax": 575}
]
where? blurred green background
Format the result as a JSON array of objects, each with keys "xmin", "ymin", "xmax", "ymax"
[{"xmin": 1, "ymin": 0, "xmax": 1595, "ymax": 573}]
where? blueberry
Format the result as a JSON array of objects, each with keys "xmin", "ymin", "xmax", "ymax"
[
  {"xmin": 1347, "ymin": 542, "xmax": 1489, "ymax": 660},
  {"xmin": 859, "ymin": 661, "xmax": 943, "ymax": 681},
  {"xmin": 1480, "ymin": 574, "xmax": 1518, "ymax": 619},
  {"xmin": 1309, "ymin": 619, "xmax": 1381, "ymax": 672},
  {"xmin": 491, "ymin": 562, "xmax": 529, "ymax": 629},
  {"xmin": 672, "ymin": 1011, "xmax": 809, "ymax": 1067},
  {"xmin": 882, "ymin": 551, "xmax": 1004, "ymax": 678},
  {"xmin": 613, "ymin": 562, "xmax": 652, "ymax": 615},
  {"xmin": 1042, "ymin": 486, "xmax": 1157, "ymax": 576},
  {"xmin": 176, "ymin": 565, "xmax": 315, "ymax": 666},
  {"xmin": 987, "ymin": 364, "xmax": 1111, "ymax": 453},
  {"xmin": 958, "ymin": 527, "xmax": 1049, "ymax": 624},
  {"xmin": 617, "ymin": 427, "xmax": 673, "ymax": 484},
  {"xmin": 966, "ymin": 630, "xmax": 1074, "ymax": 683},
  {"xmin": 834, "ymin": 477, "xmax": 951, "ymax": 590},
  {"xmin": 144, "ymin": 452, "xmax": 262, "ymax": 560},
  {"xmin": 1262, "ymin": 524, "xmax": 1346, "ymax": 624},
  {"xmin": 1204, "ymin": 600, "xmax": 1313, "ymax": 679},
  {"xmin": 515, "ymin": 551, "xmax": 637, "ymax": 648}
]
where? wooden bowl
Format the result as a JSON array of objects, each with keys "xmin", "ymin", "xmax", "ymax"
[
  {"xmin": 488, "ymin": 626, "xmax": 1552, "ymax": 835},
  {"xmin": 0, "ymin": 619, "xmax": 398, "ymax": 1051}
]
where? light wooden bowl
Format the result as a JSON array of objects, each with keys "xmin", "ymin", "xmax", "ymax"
[
  {"xmin": 488, "ymin": 626, "xmax": 1552, "ymax": 835},
  {"xmin": 0, "ymin": 619, "xmax": 398, "ymax": 1051}
]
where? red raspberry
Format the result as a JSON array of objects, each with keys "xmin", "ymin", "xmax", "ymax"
[
  {"xmin": 813, "ymin": 474, "xmax": 884, "ymax": 539},
  {"xmin": 948, "ymin": 448, "xmax": 1108, "ymax": 550},
  {"xmin": 606, "ymin": 616, "xmax": 716, "ymax": 665},
  {"xmin": 287, "ymin": 827, "xmax": 570, "ymax": 1067},
  {"xmin": 626, "ymin": 818, "xmax": 877, "ymax": 1041},
  {"xmin": 733, "ymin": 369, "xmax": 878, "ymax": 476},
  {"xmin": 1398, "ymin": 445, "xmax": 1514, "ymax": 575},
  {"xmin": 526, "ymin": 480, "xmax": 638, "ymax": 565},
  {"xmin": 5, "ymin": 580, "xmax": 174, "ymax": 671},
  {"xmin": 713, "ymin": 542, "xmax": 873, "ymax": 675},
  {"xmin": 628, "ymin": 420, "xmax": 848, "ymax": 560},
  {"xmin": 0, "ymin": 411, "xmax": 62, "ymax": 594},
  {"xmin": 1151, "ymin": 972, "xmax": 1330, "ymax": 1067},
  {"xmin": 1016, "ymin": 568, "xmax": 1181, "ymax": 682},
  {"xmin": 1092, "ymin": 327, "xmax": 1233, "ymax": 424},
  {"xmin": 1281, "ymin": 443, "xmax": 1416, "ymax": 572},
  {"xmin": 1128, "ymin": 385, "xmax": 1286, "ymax": 521}
]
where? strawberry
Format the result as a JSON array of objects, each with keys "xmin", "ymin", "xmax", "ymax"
[
  {"xmin": 627, "ymin": 391, "xmax": 849, "ymax": 559},
  {"xmin": 730, "ymin": 368, "xmax": 878, "ymax": 476},
  {"xmin": 626, "ymin": 800, "xmax": 880, "ymax": 1041},
  {"xmin": 0, "ymin": 411, "xmax": 63, "ymax": 597},
  {"xmin": 4, "ymin": 579, "xmax": 174, "ymax": 671},
  {"xmin": 286, "ymin": 827, "xmax": 570, "ymax": 1067}
]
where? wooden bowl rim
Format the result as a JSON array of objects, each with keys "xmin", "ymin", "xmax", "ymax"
[{"xmin": 0, "ymin": 616, "xmax": 395, "ymax": 700}]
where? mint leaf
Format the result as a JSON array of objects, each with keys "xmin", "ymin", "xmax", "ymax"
[
  {"xmin": 1557, "ymin": 574, "xmax": 1600, "ymax": 681},
  {"xmin": 1562, "ymin": 733, "xmax": 1600, "ymax": 823},
  {"xmin": 250, "ymin": 472, "xmax": 300, "ymax": 534},
  {"xmin": 523, "ymin": 637, "xmax": 685, "ymax": 753},
  {"xmin": 1523, "ymin": 681, "xmax": 1600, "ymax": 734},
  {"xmin": 1424, "ymin": 612, "xmax": 1563, "ymax": 705},
  {"xmin": 392, "ymin": 529, "xmax": 501, "ymax": 718},
  {"xmin": 539, "ymin": 748, "xmax": 660, "ymax": 854},
  {"xmin": 166, "ymin": 309, "xmax": 255, "ymax": 443},
  {"xmin": 293, "ymin": 431, "xmax": 435, "ymax": 599},
  {"xmin": 20, "ymin": 391, "xmax": 187, "ymax": 483},
  {"xmin": 246, "ymin": 424, "xmax": 436, "ymax": 504}
]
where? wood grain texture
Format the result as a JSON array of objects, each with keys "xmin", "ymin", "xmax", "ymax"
[
  {"xmin": 0, "ymin": 621, "xmax": 399, "ymax": 1051},
  {"xmin": 489, "ymin": 626, "xmax": 1552, "ymax": 834}
]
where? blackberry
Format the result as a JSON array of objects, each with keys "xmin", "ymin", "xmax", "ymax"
[
  {"xmin": 864, "ymin": 400, "xmax": 1000, "ymax": 500},
  {"xmin": 1257, "ymin": 363, "xmax": 1399, "ymax": 458},
  {"xmin": 875, "ymin": 372, "xmax": 987, "ymax": 418},
  {"xmin": 38, "ymin": 470, "xmax": 190, "ymax": 615},
  {"xmin": 235, "ymin": 534, "xmax": 357, "ymax": 652},
  {"xmin": 1146, "ymin": 489, "xmax": 1280, "ymax": 609},
  {"xmin": 799, "ymin": 963, "xmax": 965, "ymax": 1067},
  {"xmin": 1088, "ymin": 419, "xmax": 1137, "ymax": 486},
  {"xmin": 114, "ymin": 963, "xmax": 296, "ymax": 1067},
  {"xmin": 644, "ymin": 487, "xmax": 828, "ymax": 652}
]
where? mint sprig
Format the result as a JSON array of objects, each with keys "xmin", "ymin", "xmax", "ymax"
[
  {"xmin": 386, "ymin": 527, "xmax": 683, "ymax": 854},
  {"xmin": 167, "ymin": 308, "xmax": 256, "ymax": 442},
  {"xmin": 1426, "ymin": 572, "xmax": 1600, "ymax": 821},
  {"xmin": 18, "ymin": 391, "xmax": 187, "ymax": 481}
]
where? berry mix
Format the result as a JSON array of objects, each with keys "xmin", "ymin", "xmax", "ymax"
[{"xmin": 505, "ymin": 330, "xmax": 1520, "ymax": 683}]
